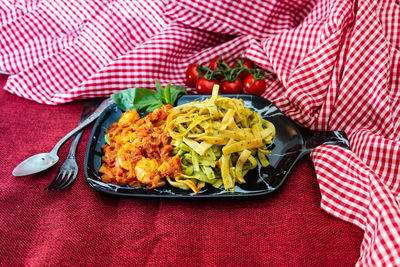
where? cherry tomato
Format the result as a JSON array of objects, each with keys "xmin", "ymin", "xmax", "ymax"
[
  {"xmin": 209, "ymin": 58, "xmax": 228, "ymax": 71},
  {"xmin": 221, "ymin": 78, "xmax": 243, "ymax": 94},
  {"xmin": 209, "ymin": 58, "xmax": 229, "ymax": 81},
  {"xmin": 241, "ymin": 58, "xmax": 254, "ymax": 69},
  {"xmin": 185, "ymin": 64, "xmax": 201, "ymax": 87},
  {"xmin": 236, "ymin": 58, "xmax": 254, "ymax": 81},
  {"xmin": 195, "ymin": 77, "xmax": 219, "ymax": 95},
  {"xmin": 243, "ymin": 75, "xmax": 266, "ymax": 96}
]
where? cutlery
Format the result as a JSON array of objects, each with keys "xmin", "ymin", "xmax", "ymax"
[
  {"xmin": 12, "ymin": 98, "xmax": 114, "ymax": 176},
  {"xmin": 44, "ymin": 100, "xmax": 101, "ymax": 190}
]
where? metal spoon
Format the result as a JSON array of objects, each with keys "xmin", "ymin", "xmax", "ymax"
[{"xmin": 12, "ymin": 98, "xmax": 114, "ymax": 176}]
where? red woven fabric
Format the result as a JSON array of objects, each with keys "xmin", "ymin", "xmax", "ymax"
[
  {"xmin": 0, "ymin": 75, "xmax": 364, "ymax": 265},
  {"xmin": 1, "ymin": 0, "xmax": 400, "ymax": 265}
]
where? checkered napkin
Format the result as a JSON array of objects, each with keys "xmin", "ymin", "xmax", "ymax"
[{"xmin": 1, "ymin": 0, "xmax": 400, "ymax": 265}]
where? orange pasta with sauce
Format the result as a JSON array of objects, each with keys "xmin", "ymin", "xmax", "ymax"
[{"xmin": 99, "ymin": 105, "xmax": 183, "ymax": 189}]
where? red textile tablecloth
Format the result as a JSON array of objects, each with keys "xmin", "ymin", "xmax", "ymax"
[{"xmin": 0, "ymin": 73, "xmax": 364, "ymax": 265}]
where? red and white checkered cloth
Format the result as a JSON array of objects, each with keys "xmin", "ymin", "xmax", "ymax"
[{"xmin": 1, "ymin": 0, "xmax": 400, "ymax": 265}]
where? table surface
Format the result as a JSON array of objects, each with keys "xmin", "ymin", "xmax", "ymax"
[{"xmin": 0, "ymin": 74, "xmax": 364, "ymax": 266}]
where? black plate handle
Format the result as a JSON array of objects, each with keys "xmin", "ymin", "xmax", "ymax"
[{"xmin": 298, "ymin": 127, "xmax": 351, "ymax": 153}]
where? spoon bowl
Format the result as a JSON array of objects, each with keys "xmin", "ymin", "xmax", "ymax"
[{"xmin": 13, "ymin": 153, "xmax": 59, "ymax": 176}]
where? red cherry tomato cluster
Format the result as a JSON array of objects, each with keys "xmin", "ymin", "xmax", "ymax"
[{"xmin": 185, "ymin": 56, "xmax": 270, "ymax": 96}]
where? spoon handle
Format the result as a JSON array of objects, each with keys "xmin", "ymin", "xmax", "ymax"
[{"xmin": 50, "ymin": 98, "xmax": 114, "ymax": 154}]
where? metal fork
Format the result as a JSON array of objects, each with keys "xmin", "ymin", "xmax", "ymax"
[{"xmin": 44, "ymin": 100, "xmax": 101, "ymax": 190}]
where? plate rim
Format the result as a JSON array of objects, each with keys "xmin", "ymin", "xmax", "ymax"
[{"xmin": 84, "ymin": 94, "xmax": 306, "ymax": 198}]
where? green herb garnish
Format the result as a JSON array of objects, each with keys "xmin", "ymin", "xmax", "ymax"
[
  {"xmin": 104, "ymin": 134, "xmax": 111, "ymax": 145},
  {"xmin": 111, "ymin": 80, "xmax": 187, "ymax": 115}
]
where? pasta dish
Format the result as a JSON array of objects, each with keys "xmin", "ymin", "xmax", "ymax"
[{"xmin": 99, "ymin": 85, "xmax": 275, "ymax": 194}]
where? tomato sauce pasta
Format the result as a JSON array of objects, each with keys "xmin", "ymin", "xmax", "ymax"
[{"xmin": 99, "ymin": 105, "xmax": 182, "ymax": 189}]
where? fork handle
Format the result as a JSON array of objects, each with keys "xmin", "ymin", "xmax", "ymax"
[
  {"xmin": 50, "ymin": 98, "xmax": 114, "ymax": 155},
  {"xmin": 67, "ymin": 130, "xmax": 84, "ymax": 159}
]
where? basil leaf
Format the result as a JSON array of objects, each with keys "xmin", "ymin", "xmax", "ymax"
[
  {"xmin": 134, "ymin": 93, "xmax": 163, "ymax": 115},
  {"xmin": 111, "ymin": 87, "xmax": 160, "ymax": 115},
  {"xmin": 110, "ymin": 82, "xmax": 188, "ymax": 116},
  {"xmin": 169, "ymin": 85, "xmax": 188, "ymax": 105},
  {"xmin": 164, "ymin": 83, "xmax": 171, "ymax": 104},
  {"xmin": 155, "ymin": 79, "xmax": 165, "ymax": 104},
  {"xmin": 104, "ymin": 134, "xmax": 111, "ymax": 145},
  {"xmin": 111, "ymin": 88, "xmax": 141, "ymax": 111}
]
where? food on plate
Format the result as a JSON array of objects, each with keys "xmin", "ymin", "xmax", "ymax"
[
  {"xmin": 99, "ymin": 105, "xmax": 183, "ymax": 189},
  {"xmin": 110, "ymin": 80, "xmax": 187, "ymax": 115},
  {"xmin": 167, "ymin": 85, "xmax": 275, "ymax": 192},
  {"xmin": 99, "ymin": 83, "xmax": 275, "ymax": 194}
]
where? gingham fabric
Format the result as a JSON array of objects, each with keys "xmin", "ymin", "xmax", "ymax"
[{"xmin": 1, "ymin": 0, "xmax": 400, "ymax": 265}]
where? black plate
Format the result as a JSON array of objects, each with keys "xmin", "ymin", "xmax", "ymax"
[{"xmin": 84, "ymin": 95, "xmax": 350, "ymax": 198}]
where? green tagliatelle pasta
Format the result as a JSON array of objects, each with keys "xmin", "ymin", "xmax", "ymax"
[{"xmin": 166, "ymin": 85, "xmax": 275, "ymax": 192}]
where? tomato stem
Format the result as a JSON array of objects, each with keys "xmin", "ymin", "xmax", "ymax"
[{"xmin": 195, "ymin": 54, "xmax": 272, "ymax": 85}]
